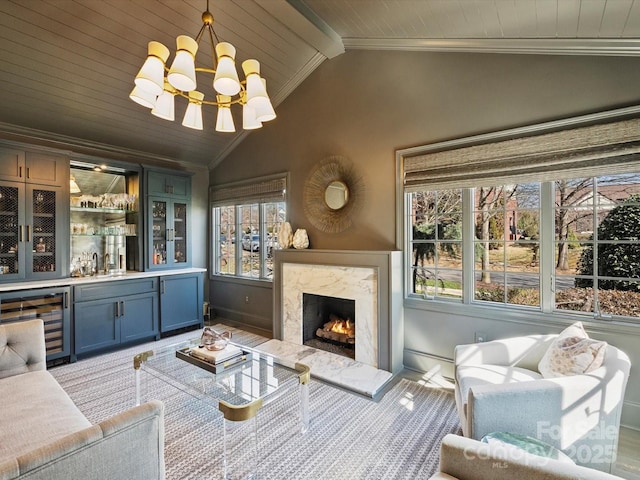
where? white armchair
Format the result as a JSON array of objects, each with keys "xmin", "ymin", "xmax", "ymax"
[{"xmin": 454, "ymin": 333, "xmax": 630, "ymax": 473}]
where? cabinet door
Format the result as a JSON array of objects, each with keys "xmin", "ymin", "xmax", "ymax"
[
  {"xmin": 146, "ymin": 197, "xmax": 191, "ymax": 269},
  {"xmin": 0, "ymin": 181, "xmax": 25, "ymax": 279},
  {"xmin": 159, "ymin": 274, "xmax": 203, "ymax": 333},
  {"xmin": 148, "ymin": 197, "xmax": 170, "ymax": 269},
  {"xmin": 172, "ymin": 200, "xmax": 189, "ymax": 266},
  {"xmin": 0, "ymin": 148, "xmax": 26, "ymax": 182},
  {"xmin": 26, "ymin": 184, "xmax": 67, "ymax": 279},
  {"xmin": 74, "ymin": 298, "xmax": 120, "ymax": 355},
  {"xmin": 147, "ymin": 171, "xmax": 190, "ymax": 197},
  {"xmin": 24, "ymin": 152, "xmax": 68, "ymax": 187},
  {"xmin": 120, "ymin": 293, "xmax": 159, "ymax": 342}
]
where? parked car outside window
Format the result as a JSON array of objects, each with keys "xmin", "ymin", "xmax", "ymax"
[{"xmin": 242, "ymin": 234, "xmax": 260, "ymax": 251}]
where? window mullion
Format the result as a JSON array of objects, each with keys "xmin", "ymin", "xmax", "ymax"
[
  {"xmin": 259, "ymin": 204, "xmax": 266, "ymax": 278},
  {"xmin": 403, "ymin": 192, "xmax": 413, "ymax": 297},
  {"xmin": 462, "ymin": 188, "xmax": 475, "ymax": 304},
  {"xmin": 213, "ymin": 208, "xmax": 220, "ymax": 274},
  {"xmin": 540, "ymin": 181, "xmax": 555, "ymax": 313},
  {"xmin": 234, "ymin": 205, "xmax": 241, "ymax": 276}
]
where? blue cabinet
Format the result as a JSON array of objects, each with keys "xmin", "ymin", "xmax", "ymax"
[
  {"xmin": 144, "ymin": 169, "xmax": 192, "ymax": 271},
  {"xmin": 146, "ymin": 170, "xmax": 190, "ymax": 198},
  {"xmin": 159, "ymin": 272, "xmax": 203, "ymax": 333},
  {"xmin": 74, "ymin": 298, "xmax": 120, "ymax": 355},
  {"xmin": 74, "ymin": 278, "xmax": 159, "ymax": 357}
]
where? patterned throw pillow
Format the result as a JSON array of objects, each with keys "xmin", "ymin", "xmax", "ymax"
[{"xmin": 538, "ymin": 321, "xmax": 607, "ymax": 378}]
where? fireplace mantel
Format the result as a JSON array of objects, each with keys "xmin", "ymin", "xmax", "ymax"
[{"xmin": 272, "ymin": 249, "xmax": 404, "ymax": 374}]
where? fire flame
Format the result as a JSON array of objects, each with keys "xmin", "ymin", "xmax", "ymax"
[{"xmin": 329, "ymin": 319, "xmax": 354, "ymax": 336}]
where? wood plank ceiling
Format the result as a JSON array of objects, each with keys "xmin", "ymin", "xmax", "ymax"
[{"xmin": 0, "ymin": 0, "xmax": 639, "ymax": 170}]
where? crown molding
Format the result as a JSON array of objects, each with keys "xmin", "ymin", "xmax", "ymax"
[
  {"xmin": 344, "ymin": 38, "xmax": 640, "ymax": 56},
  {"xmin": 0, "ymin": 121, "xmax": 203, "ymax": 171}
]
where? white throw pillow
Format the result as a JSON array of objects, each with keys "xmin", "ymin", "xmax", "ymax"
[{"xmin": 538, "ymin": 322, "xmax": 607, "ymax": 378}]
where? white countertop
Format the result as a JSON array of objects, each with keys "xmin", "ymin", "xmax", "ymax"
[{"xmin": 0, "ymin": 268, "xmax": 207, "ymax": 293}]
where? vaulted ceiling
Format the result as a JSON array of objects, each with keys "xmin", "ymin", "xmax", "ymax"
[{"xmin": 1, "ymin": 0, "xmax": 639, "ymax": 170}]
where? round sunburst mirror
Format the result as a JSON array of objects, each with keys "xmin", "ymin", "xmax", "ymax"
[{"xmin": 303, "ymin": 156, "xmax": 363, "ymax": 233}]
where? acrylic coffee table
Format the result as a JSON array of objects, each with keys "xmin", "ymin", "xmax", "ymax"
[{"xmin": 133, "ymin": 338, "xmax": 310, "ymax": 480}]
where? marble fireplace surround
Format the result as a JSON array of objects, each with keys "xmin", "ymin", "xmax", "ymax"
[{"xmin": 261, "ymin": 249, "xmax": 403, "ymax": 397}]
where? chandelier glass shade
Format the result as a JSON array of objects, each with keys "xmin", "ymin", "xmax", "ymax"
[{"xmin": 129, "ymin": 2, "xmax": 275, "ymax": 133}]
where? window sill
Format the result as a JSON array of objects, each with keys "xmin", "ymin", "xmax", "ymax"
[
  {"xmin": 404, "ymin": 295, "xmax": 640, "ymax": 336},
  {"xmin": 209, "ymin": 273, "xmax": 273, "ymax": 288}
]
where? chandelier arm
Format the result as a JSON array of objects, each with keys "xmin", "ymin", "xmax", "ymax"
[
  {"xmin": 173, "ymin": 90, "xmax": 243, "ymax": 106},
  {"xmin": 207, "ymin": 25, "xmax": 218, "ymax": 70},
  {"xmin": 194, "ymin": 23, "xmax": 208, "ymax": 43},
  {"xmin": 208, "ymin": 23, "xmax": 220, "ymax": 45},
  {"xmin": 163, "ymin": 65, "xmax": 247, "ymax": 91}
]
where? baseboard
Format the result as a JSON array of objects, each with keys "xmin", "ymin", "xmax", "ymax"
[
  {"xmin": 210, "ymin": 307, "xmax": 273, "ymax": 337},
  {"xmin": 403, "ymin": 348, "xmax": 455, "ymax": 379},
  {"xmin": 211, "ymin": 314, "xmax": 273, "ymax": 339},
  {"xmin": 621, "ymin": 400, "xmax": 640, "ymax": 431}
]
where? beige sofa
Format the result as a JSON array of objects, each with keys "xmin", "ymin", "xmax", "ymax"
[
  {"xmin": 0, "ymin": 319, "xmax": 165, "ymax": 480},
  {"xmin": 430, "ymin": 434, "xmax": 626, "ymax": 480}
]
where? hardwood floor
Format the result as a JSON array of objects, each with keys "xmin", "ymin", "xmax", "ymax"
[
  {"xmin": 403, "ymin": 368, "xmax": 640, "ymax": 479},
  {"xmin": 616, "ymin": 426, "xmax": 640, "ymax": 479}
]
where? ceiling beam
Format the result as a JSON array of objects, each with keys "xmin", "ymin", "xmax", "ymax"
[
  {"xmin": 344, "ymin": 38, "xmax": 640, "ymax": 57},
  {"xmin": 256, "ymin": 0, "xmax": 344, "ymax": 59}
]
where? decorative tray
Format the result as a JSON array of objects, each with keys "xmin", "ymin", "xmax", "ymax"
[{"xmin": 176, "ymin": 347, "xmax": 253, "ymax": 374}]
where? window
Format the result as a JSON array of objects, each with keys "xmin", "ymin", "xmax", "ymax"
[
  {"xmin": 410, "ymin": 189, "xmax": 463, "ymax": 300},
  {"xmin": 401, "ymin": 112, "xmax": 640, "ymax": 323},
  {"xmin": 553, "ymin": 174, "xmax": 640, "ymax": 318},
  {"xmin": 211, "ymin": 174, "xmax": 287, "ymax": 280},
  {"xmin": 472, "ymin": 183, "xmax": 540, "ymax": 307}
]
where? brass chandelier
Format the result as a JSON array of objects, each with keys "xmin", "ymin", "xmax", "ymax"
[{"xmin": 129, "ymin": 0, "xmax": 275, "ymax": 133}]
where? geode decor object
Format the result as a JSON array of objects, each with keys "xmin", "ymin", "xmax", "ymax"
[
  {"xmin": 279, "ymin": 221, "xmax": 293, "ymax": 248},
  {"xmin": 293, "ymin": 229, "xmax": 309, "ymax": 249}
]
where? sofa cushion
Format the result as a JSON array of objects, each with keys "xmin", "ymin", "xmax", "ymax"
[
  {"xmin": 538, "ymin": 322, "xmax": 607, "ymax": 378},
  {"xmin": 0, "ymin": 370, "xmax": 91, "ymax": 463},
  {"xmin": 456, "ymin": 364, "xmax": 542, "ymax": 415}
]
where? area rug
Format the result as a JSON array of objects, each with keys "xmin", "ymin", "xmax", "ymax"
[{"xmin": 50, "ymin": 325, "xmax": 461, "ymax": 479}]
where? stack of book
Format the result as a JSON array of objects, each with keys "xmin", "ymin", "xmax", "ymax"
[{"xmin": 189, "ymin": 344, "xmax": 244, "ymax": 366}]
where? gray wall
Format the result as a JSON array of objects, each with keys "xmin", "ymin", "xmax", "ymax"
[
  {"xmin": 189, "ymin": 165, "xmax": 210, "ymax": 272},
  {"xmin": 209, "ymin": 49, "xmax": 640, "ymax": 428}
]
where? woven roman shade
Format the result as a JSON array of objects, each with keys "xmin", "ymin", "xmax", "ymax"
[
  {"xmin": 210, "ymin": 173, "xmax": 287, "ymax": 206},
  {"xmin": 403, "ymin": 117, "xmax": 640, "ymax": 191}
]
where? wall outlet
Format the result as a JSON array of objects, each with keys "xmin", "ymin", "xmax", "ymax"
[
  {"xmin": 245, "ymin": 296, "xmax": 250, "ymax": 303},
  {"xmin": 475, "ymin": 332, "xmax": 487, "ymax": 343}
]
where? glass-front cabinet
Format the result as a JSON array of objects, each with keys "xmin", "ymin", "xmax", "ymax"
[
  {"xmin": 145, "ymin": 169, "xmax": 191, "ymax": 270},
  {"xmin": 148, "ymin": 197, "xmax": 189, "ymax": 269},
  {"xmin": 69, "ymin": 162, "xmax": 141, "ymax": 277}
]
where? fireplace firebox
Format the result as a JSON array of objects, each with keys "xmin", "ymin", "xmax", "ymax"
[{"xmin": 303, "ymin": 293, "xmax": 355, "ymax": 359}]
